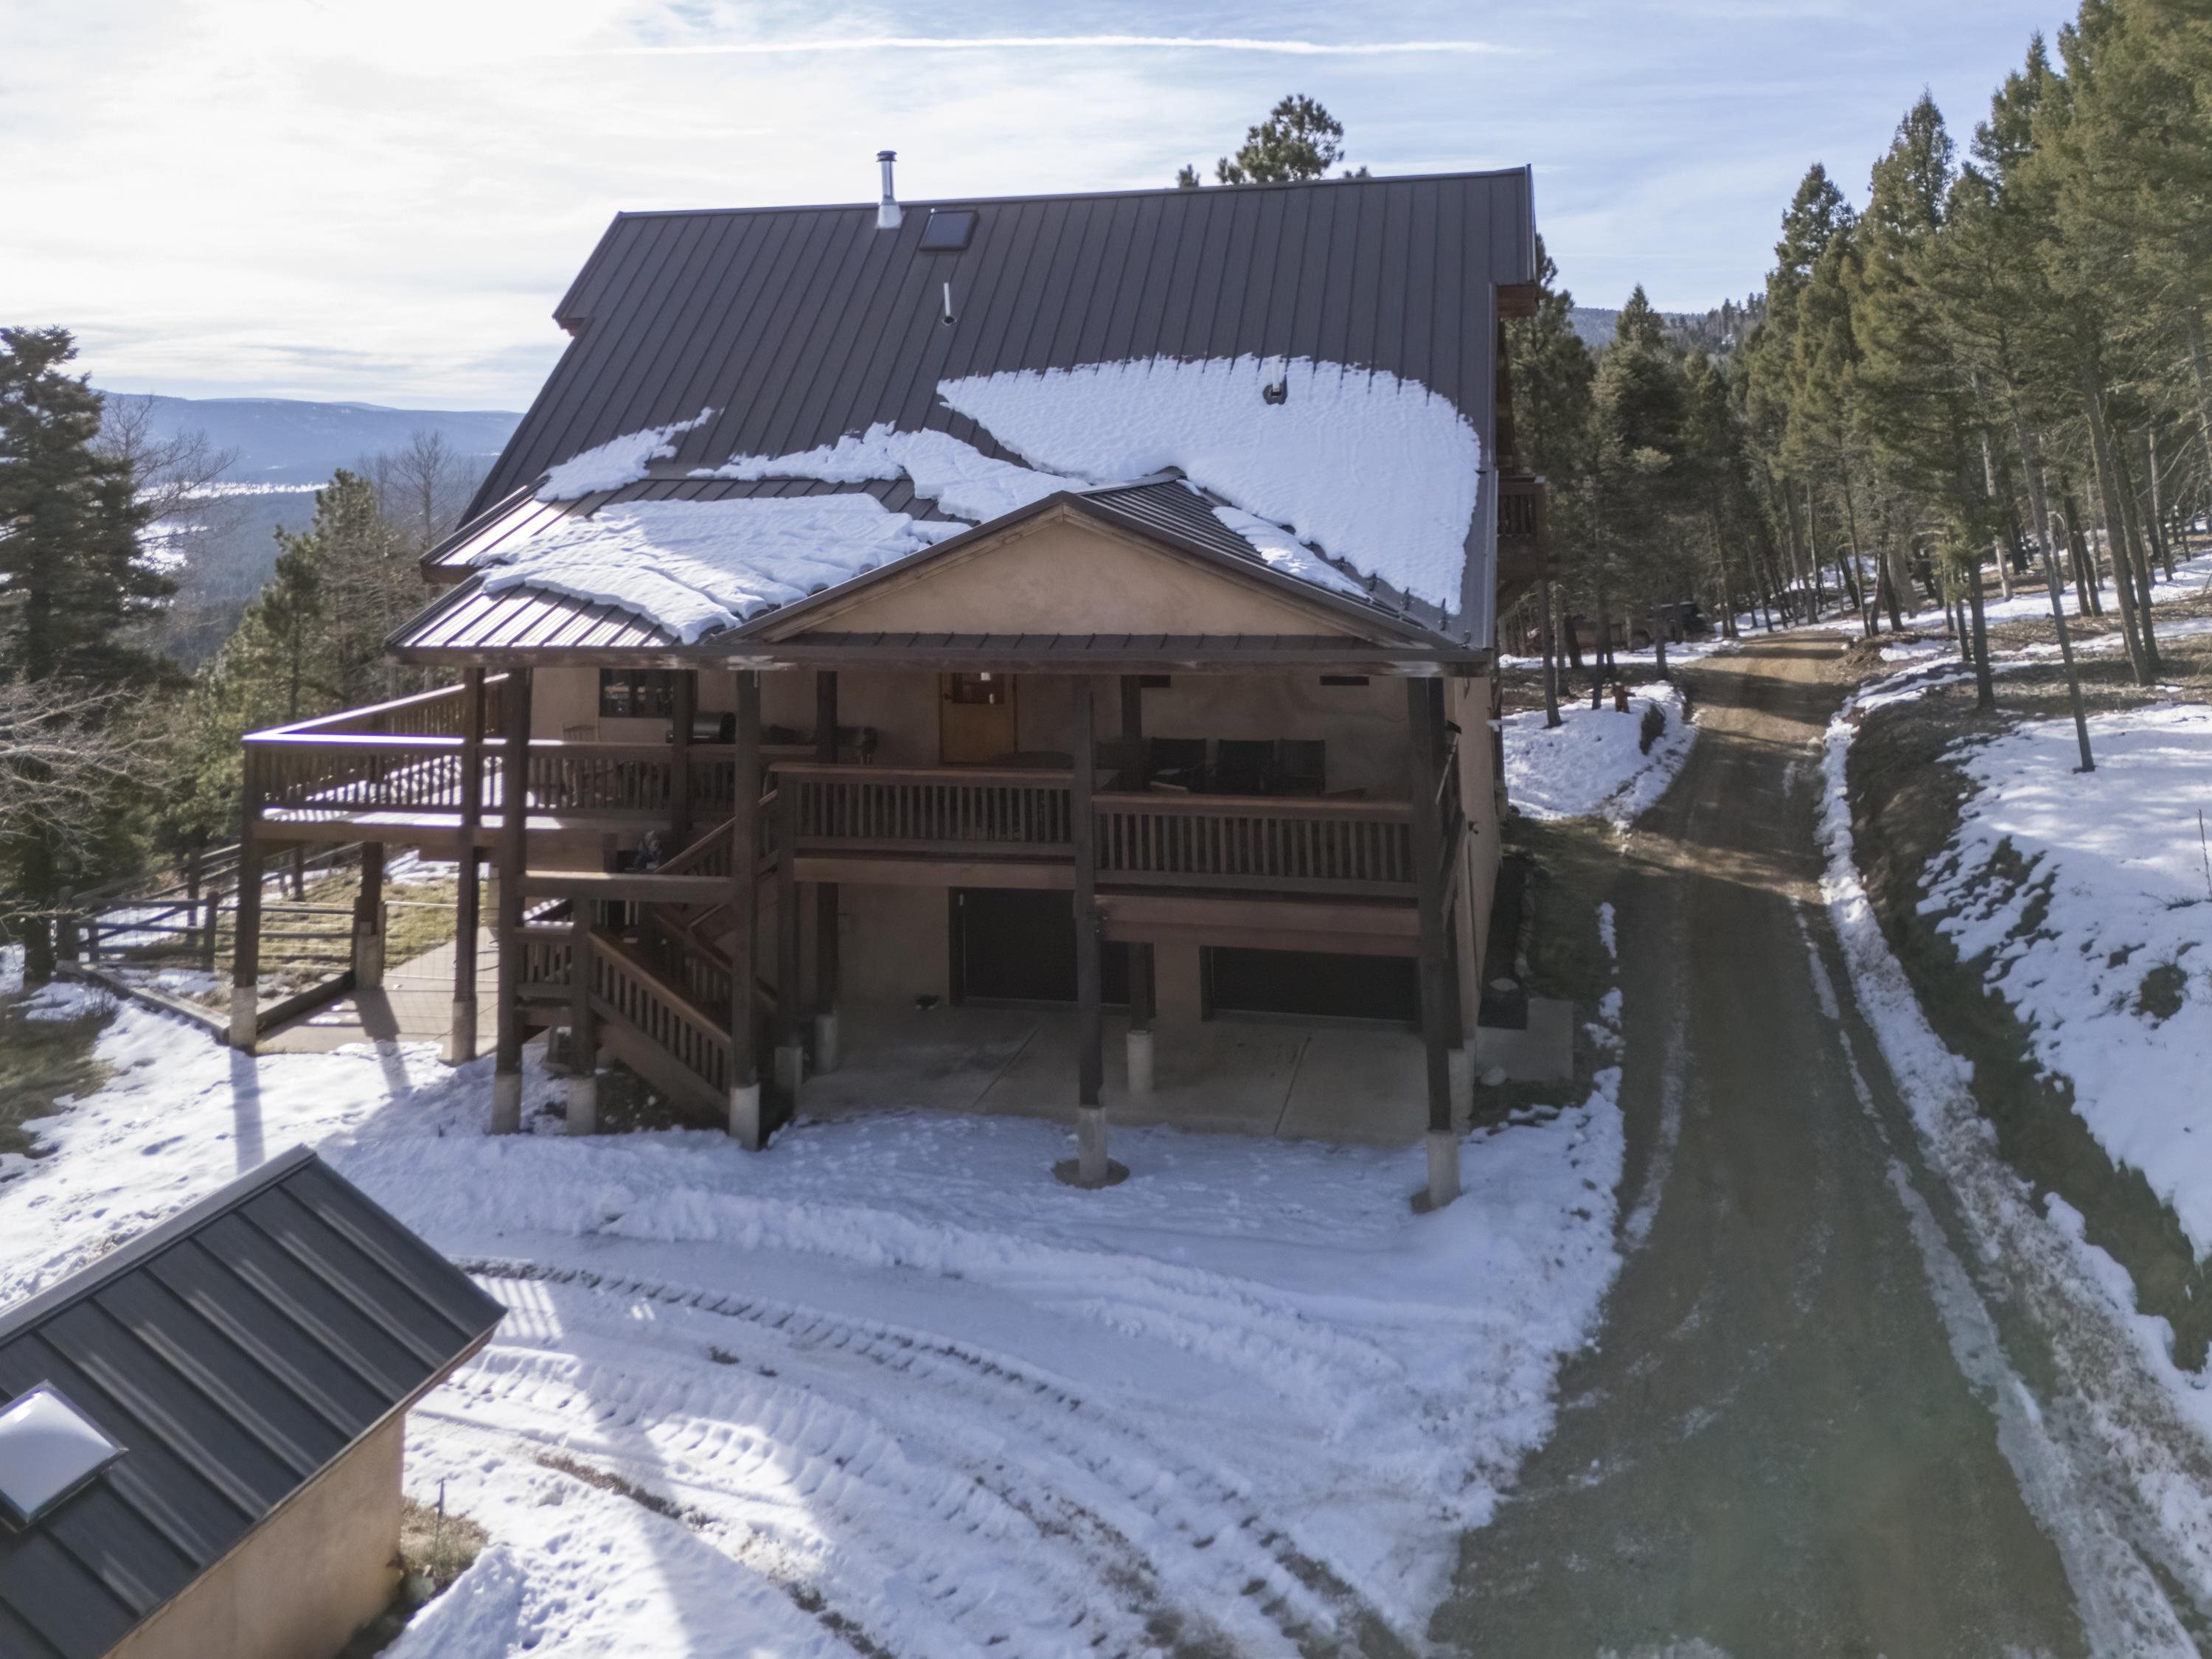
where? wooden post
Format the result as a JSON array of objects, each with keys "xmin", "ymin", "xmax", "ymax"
[
  {"xmin": 352, "ymin": 841, "xmax": 386, "ymax": 990},
  {"xmin": 1126, "ymin": 942, "xmax": 1156, "ymax": 1099},
  {"xmin": 812, "ymin": 670, "xmax": 841, "ymax": 1071},
  {"xmin": 1119, "ymin": 673, "xmax": 1147, "ymax": 789},
  {"xmin": 773, "ymin": 776, "xmax": 804, "ymax": 1101},
  {"xmin": 448, "ymin": 667, "xmax": 485, "ymax": 1063},
  {"xmin": 1408, "ymin": 676, "xmax": 1461, "ymax": 1211},
  {"xmin": 671, "ymin": 669, "xmax": 696, "ymax": 850},
  {"xmin": 1057, "ymin": 675, "xmax": 1120, "ymax": 1187},
  {"xmin": 185, "ymin": 848, "xmax": 204, "ymax": 959},
  {"xmin": 491, "ymin": 668, "xmax": 532, "ymax": 1133},
  {"xmin": 230, "ymin": 754, "xmax": 264, "ymax": 1051},
  {"xmin": 728, "ymin": 672, "xmax": 763, "ymax": 1147},
  {"xmin": 290, "ymin": 844, "xmax": 306, "ymax": 901},
  {"xmin": 567, "ymin": 902, "xmax": 597, "ymax": 1135}
]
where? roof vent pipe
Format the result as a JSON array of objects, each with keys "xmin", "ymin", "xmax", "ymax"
[{"xmin": 877, "ymin": 150, "xmax": 902, "ymax": 230}]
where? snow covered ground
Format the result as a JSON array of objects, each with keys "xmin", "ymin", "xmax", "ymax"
[
  {"xmin": 0, "ymin": 990, "xmax": 1627, "ymax": 1655},
  {"xmin": 1919, "ymin": 706, "xmax": 2212, "ymax": 1253},
  {"xmin": 1503, "ymin": 680, "xmax": 1697, "ymax": 827}
]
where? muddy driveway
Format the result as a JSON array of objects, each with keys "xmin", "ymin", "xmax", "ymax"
[{"xmin": 1433, "ymin": 635, "xmax": 2191, "ymax": 1656}]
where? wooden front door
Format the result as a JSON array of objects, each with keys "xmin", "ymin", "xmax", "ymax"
[{"xmin": 939, "ymin": 672, "xmax": 1018, "ymax": 764}]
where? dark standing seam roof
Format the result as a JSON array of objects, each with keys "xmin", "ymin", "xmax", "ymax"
[
  {"xmin": 0, "ymin": 1149, "xmax": 502, "ymax": 1659},
  {"xmin": 458, "ymin": 170, "xmax": 1536, "ymax": 641}
]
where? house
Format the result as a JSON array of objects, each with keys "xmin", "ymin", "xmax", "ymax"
[
  {"xmin": 0, "ymin": 1147, "xmax": 502, "ymax": 1659},
  {"xmin": 233, "ymin": 160, "xmax": 1546, "ymax": 1208}
]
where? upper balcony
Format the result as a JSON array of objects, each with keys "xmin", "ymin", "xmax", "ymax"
[{"xmin": 242, "ymin": 682, "xmax": 1455, "ymax": 910}]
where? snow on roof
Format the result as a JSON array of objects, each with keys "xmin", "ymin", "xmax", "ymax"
[
  {"xmin": 1208, "ymin": 501, "xmax": 1371, "ymax": 599},
  {"xmin": 538, "ymin": 407, "xmax": 717, "ymax": 501},
  {"xmin": 937, "ymin": 355, "xmax": 1481, "ymax": 609},
  {"xmin": 698, "ymin": 422, "xmax": 1084, "ymax": 524},
  {"xmin": 501, "ymin": 353, "xmax": 1474, "ymax": 639},
  {"xmin": 476, "ymin": 495, "xmax": 959, "ymax": 644}
]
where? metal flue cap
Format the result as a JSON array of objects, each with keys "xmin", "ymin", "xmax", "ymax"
[{"xmin": 877, "ymin": 150, "xmax": 902, "ymax": 229}]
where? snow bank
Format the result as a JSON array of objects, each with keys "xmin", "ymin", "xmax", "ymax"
[
  {"xmin": 538, "ymin": 408, "xmax": 717, "ymax": 501},
  {"xmin": 1503, "ymin": 681, "xmax": 1696, "ymax": 827},
  {"xmin": 1922, "ymin": 704, "xmax": 2212, "ymax": 1254},
  {"xmin": 475, "ymin": 495, "xmax": 959, "ymax": 643},
  {"xmin": 0, "ymin": 1000, "xmax": 1624, "ymax": 1655},
  {"xmin": 700, "ymin": 422, "xmax": 1083, "ymax": 524},
  {"xmin": 938, "ymin": 355, "xmax": 1481, "ymax": 609}
]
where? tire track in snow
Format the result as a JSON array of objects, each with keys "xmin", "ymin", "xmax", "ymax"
[
  {"xmin": 1793, "ymin": 905, "xmax": 2198, "ymax": 1654},
  {"xmin": 434, "ymin": 1259, "xmax": 1411, "ymax": 1656}
]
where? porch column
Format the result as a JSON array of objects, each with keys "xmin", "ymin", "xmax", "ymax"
[
  {"xmin": 812, "ymin": 670, "xmax": 841, "ymax": 1071},
  {"xmin": 351, "ymin": 841, "xmax": 386, "ymax": 990},
  {"xmin": 1058, "ymin": 675, "xmax": 1121, "ymax": 1187},
  {"xmin": 671, "ymin": 669, "xmax": 697, "ymax": 849},
  {"xmin": 447, "ymin": 667, "xmax": 485, "ymax": 1065},
  {"xmin": 568, "ymin": 902, "xmax": 597, "ymax": 1134},
  {"xmin": 773, "ymin": 776, "xmax": 804, "ymax": 1100},
  {"xmin": 491, "ymin": 667, "xmax": 532, "ymax": 1134},
  {"xmin": 229, "ymin": 754, "xmax": 263, "ymax": 1052},
  {"xmin": 728, "ymin": 671, "xmax": 764, "ymax": 1148},
  {"xmin": 1126, "ymin": 943, "xmax": 1156, "ymax": 1098},
  {"xmin": 1407, "ymin": 675, "xmax": 1461, "ymax": 1211},
  {"xmin": 1119, "ymin": 673, "xmax": 1148, "ymax": 789}
]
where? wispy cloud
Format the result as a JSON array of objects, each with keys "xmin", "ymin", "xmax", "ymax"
[{"xmin": 602, "ymin": 35, "xmax": 1517, "ymax": 56}]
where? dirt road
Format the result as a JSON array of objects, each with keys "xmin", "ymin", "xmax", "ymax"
[{"xmin": 1433, "ymin": 636, "xmax": 2100, "ymax": 1656}]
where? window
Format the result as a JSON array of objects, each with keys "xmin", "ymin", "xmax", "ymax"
[
  {"xmin": 598, "ymin": 669, "xmax": 676, "ymax": 719},
  {"xmin": 944, "ymin": 671, "xmax": 1009, "ymax": 707},
  {"xmin": 918, "ymin": 209, "xmax": 978, "ymax": 252}
]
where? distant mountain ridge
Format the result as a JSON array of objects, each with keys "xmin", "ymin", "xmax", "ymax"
[{"xmin": 97, "ymin": 392, "xmax": 521, "ymax": 486}]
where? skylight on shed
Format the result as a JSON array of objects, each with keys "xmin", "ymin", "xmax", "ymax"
[
  {"xmin": 0, "ymin": 1384, "xmax": 124, "ymax": 1528},
  {"xmin": 918, "ymin": 209, "xmax": 978, "ymax": 252}
]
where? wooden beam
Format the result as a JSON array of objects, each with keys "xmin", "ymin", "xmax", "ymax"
[
  {"xmin": 229, "ymin": 755, "xmax": 264, "ymax": 1052},
  {"xmin": 775, "ymin": 785, "xmax": 804, "ymax": 1083},
  {"xmin": 672, "ymin": 669, "xmax": 696, "ymax": 847},
  {"xmin": 451, "ymin": 667, "xmax": 484, "ymax": 1063},
  {"xmin": 492, "ymin": 667, "xmax": 532, "ymax": 1133},
  {"xmin": 814, "ymin": 672, "xmax": 840, "ymax": 1019},
  {"xmin": 1405, "ymin": 678, "xmax": 1455, "ymax": 1139},
  {"xmin": 1073, "ymin": 675, "xmax": 1102, "ymax": 1107},
  {"xmin": 728, "ymin": 671, "xmax": 762, "ymax": 1143}
]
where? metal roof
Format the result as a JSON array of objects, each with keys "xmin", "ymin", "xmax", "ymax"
[
  {"xmin": 0, "ymin": 1148, "xmax": 502, "ymax": 1659},
  {"xmin": 462, "ymin": 168, "xmax": 1537, "ymax": 634}
]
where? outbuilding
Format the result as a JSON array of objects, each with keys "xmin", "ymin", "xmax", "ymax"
[{"xmin": 0, "ymin": 1147, "xmax": 502, "ymax": 1659}]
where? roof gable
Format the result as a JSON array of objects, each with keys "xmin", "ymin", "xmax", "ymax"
[{"xmin": 754, "ymin": 496, "xmax": 1406, "ymax": 643}]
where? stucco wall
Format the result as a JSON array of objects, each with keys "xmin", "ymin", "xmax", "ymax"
[
  {"xmin": 108, "ymin": 1413, "xmax": 404, "ymax": 1659},
  {"xmin": 793, "ymin": 513, "xmax": 1346, "ymax": 639}
]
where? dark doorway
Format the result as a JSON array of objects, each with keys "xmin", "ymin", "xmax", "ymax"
[
  {"xmin": 951, "ymin": 888, "xmax": 1129, "ymax": 1006},
  {"xmin": 1204, "ymin": 947, "xmax": 1418, "ymax": 1026}
]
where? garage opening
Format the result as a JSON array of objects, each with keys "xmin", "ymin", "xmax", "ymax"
[
  {"xmin": 951, "ymin": 888, "xmax": 1129, "ymax": 1007},
  {"xmin": 1204, "ymin": 947, "xmax": 1418, "ymax": 1027}
]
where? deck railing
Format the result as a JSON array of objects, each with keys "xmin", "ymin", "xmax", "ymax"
[
  {"xmin": 588, "ymin": 932, "xmax": 731, "ymax": 1096},
  {"xmin": 246, "ymin": 698, "xmax": 1434, "ymax": 900},
  {"xmin": 779, "ymin": 763, "xmax": 1075, "ymax": 858}
]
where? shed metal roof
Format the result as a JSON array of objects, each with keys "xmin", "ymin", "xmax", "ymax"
[
  {"xmin": 0, "ymin": 1148, "xmax": 502, "ymax": 1659},
  {"xmin": 461, "ymin": 167, "xmax": 1537, "ymax": 636}
]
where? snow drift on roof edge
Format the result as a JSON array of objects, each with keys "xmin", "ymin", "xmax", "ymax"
[
  {"xmin": 477, "ymin": 496, "xmax": 959, "ymax": 644},
  {"xmin": 936, "ymin": 356, "xmax": 1481, "ymax": 610}
]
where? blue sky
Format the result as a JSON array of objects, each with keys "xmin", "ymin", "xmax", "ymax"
[{"xmin": 5, "ymin": 0, "xmax": 2060, "ymax": 409}]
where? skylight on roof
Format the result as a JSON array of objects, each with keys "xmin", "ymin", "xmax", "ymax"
[
  {"xmin": 918, "ymin": 209, "xmax": 977, "ymax": 253},
  {"xmin": 0, "ymin": 1385, "xmax": 125, "ymax": 1528}
]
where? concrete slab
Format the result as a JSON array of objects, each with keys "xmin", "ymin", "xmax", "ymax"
[
  {"xmin": 261, "ymin": 931, "xmax": 497, "ymax": 1057},
  {"xmin": 801, "ymin": 1001, "xmax": 1429, "ymax": 1147},
  {"xmin": 1278, "ymin": 1026, "xmax": 1430, "ymax": 1145}
]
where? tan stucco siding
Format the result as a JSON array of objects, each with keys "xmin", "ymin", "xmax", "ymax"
[
  {"xmin": 108, "ymin": 1413, "xmax": 403, "ymax": 1659},
  {"xmin": 790, "ymin": 515, "xmax": 1354, "ymax": 639}
]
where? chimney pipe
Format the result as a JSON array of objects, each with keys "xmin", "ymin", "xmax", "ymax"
[{"xmin": 877, "ymin": 150, "xmax": 901, "ymax": 231}]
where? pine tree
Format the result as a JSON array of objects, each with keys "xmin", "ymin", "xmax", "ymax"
[
  {"xmin": 1215, "ymin": 96, "xmax": 1349, "ymax": 184},
  {"xmin": 1505, "ymin": 235, "xmax": 1597, "ymax": 724},
  {"xmin": 0, "ymin": 329, "xmax": 168, "ymax": 683}
]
